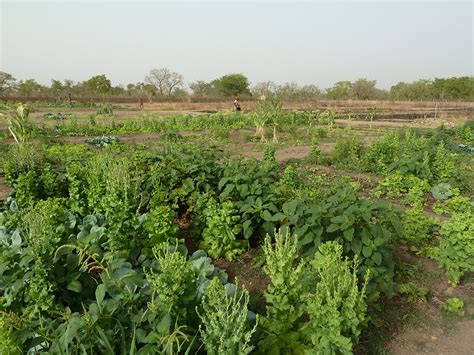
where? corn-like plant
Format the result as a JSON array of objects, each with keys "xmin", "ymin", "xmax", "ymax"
[
  {"xmin": 1, "ymin": 104, "xmax": 31, "ymax": 146},
  {"xmin": 253, "ymin": 97, "xmax": 283, "ymax": 142},
  {"xmin": 197, "ymin": 278, "xmax": 256, "ymax": 355}
]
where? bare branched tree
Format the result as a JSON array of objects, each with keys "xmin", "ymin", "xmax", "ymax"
[{"xmin": 145, "ymin": 68, "xmax": 184, "ymax": 96}]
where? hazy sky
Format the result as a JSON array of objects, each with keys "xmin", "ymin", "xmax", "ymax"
[{"xmin": 1, "ymin": 1, "xmax": 473, "ymax": 89}]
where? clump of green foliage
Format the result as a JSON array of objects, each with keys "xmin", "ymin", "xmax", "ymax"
[
  {"xmin": 198, "ymin": 196, "xmax": 245, "ymax": 260},
  {"xmin": 442, "ymin": 297, "xmax": 465, "ymax": 317},
  {"xmin": 263, "ymin": 143, "xmax": 277, "ymax": 166},
  {"xmin": 303, "ymin": 241, "xmax": 369, "ymax": 354},
  {"xmin": 197, "ymin": 278, "xmax": 256, "ymax": 354},
  {"xmin": 259, "ymin": 230, "xmax": 370, "ymax": 353},
  {"xmin": 85, "ymin": 135, "xmax": 119, "ymax": 147},
  {"xmin": 258, "ymin": 229, "xmax": 306, "ymax": 353},
  {"xmin": 331, "ymin": 135, "xmax": 364, "ymax": 170},
  {"xmin": 438, "ymin": 213, "xmax": 474, "ymax": 284},
  {"xmin": 43, "ymin": 113, "xmax": 70, "ymax": 120},
  {"xmin": 402, "ymin": 204, "xmax": 438, "ymax": 245},
  {"xmin": 96, "ymin": 104, "xmax": 114, "ymax": 115},
  {"xmin": 432, "ymin": 190, "xmax": 474, "ymax": 216},
  {"xmin": 372, "ymin": 171, "xmax": 430, "ymax": 205},
  {"xmin": 394, "ymin": 282, "xmax": 429, "ymax": 302}
]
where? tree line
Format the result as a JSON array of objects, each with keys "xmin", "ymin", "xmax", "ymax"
[{"xmin": 0, "ymin": 69, "xmax": 472, "ymax": 102}]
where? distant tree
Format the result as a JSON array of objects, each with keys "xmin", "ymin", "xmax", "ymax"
[
  {"xmin": 17, "ymin": 79, "xmax": 42, "ymax": 98},
  {"xmin": 432, "ymin": 77, "xmax": 474, "ymax": 101},
  {"xmin": 50, "ymin": 79, "xmax": 64, "ymax": 100},
  {"xmin": 0, "ymin": 71, "xmax": 16, "ymax": 95},
  {"xmin": 276, "ymin": 82, "xmax": 321, "ymax": 100},
  {"xmin": 252, "ymin": 81, "xmax": 277, "ymax": 98},
  {"xmin": 390, "ymin": 80, "xmax": 432, "ymax": 101},
  {"xmin": 189, "ymin": 80, "xmax": 216, "ymax": 97},
  {"xmin": 63, "ymin": 79, "xmax": 74, "ymax": 92},
  {"xmin": 110, "ymin": 85, "xmax": 125, "ymax": 95},
  {"xmin": 86, "ymin": 74, "xmax": 112, "ymax": 100},
  {"xmin": 145, "ymin": 68, "xmax": 184, "ymax": 96},
  {"xmin": 326, "ymin": 81, "xmax": 353, "ymax": 100},
  {"xmin": 352, "ymin": 78, "xmax": 377, "ymax": 100},
  {"xmin": 214, "ymin": 73, "xmax": 251, "ymax": 97},
  {"xmin": 275, "ymin": 82, "xmax": 299, "ymax": 99},
  {"xmin": 136, "ymin": 82, "xmax": 156, "ymax": 103}
]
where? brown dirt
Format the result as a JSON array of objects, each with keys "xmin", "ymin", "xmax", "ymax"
[
  {"xmin": 0, "ymin": 176, "xmax": 10, "ymax": 201},
  {"xmin": 213, "ymin": 247, "xmax": 269, "ymax": 294},
  {"xmin": 387, "ymin": 247, "xmax": 474, "ymax": 354}
]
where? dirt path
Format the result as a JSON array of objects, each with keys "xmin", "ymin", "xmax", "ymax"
[{"xmin": 387, "ymin": 247, "xmax": 474, "ymax": 355}]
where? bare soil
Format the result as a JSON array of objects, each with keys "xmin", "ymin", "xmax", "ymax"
[
  {"xmin": 213, "ymin": 248, "xmax": 269, "ymax": 295},
  {"xmin": 387, "ymin": 247, "xmax": 474, "ymax": 355},
  {"xmin": 0, "ymin": 176, "xmax": 9, "ymax": 201}
]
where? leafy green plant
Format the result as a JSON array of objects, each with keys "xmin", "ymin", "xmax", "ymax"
[
  {"xmin": 331, "ymin": 135, "xmax": 364, "ymax": 170},
  {"xmin": 432, "ymin": 141, "xmax": 457, "ymax": 182},
  {"xmin": 211, "ymin": 126, "xmax": 230, "ymax": 140},
  {"xmin": 143, "ymin": 204, "xmax": 179, "ymax": 245},
  {"xmin": 197, "ymin": 278, "xmax": 256, "ymax": 355},
  {"xmin": 373, "ymin": 171, "xmax": 430, "ymax": 206},
  {"xmin": 438, "ymin": 213, "xmax": 474, "ymax": 284},
  {"xmin": 199, "ymin": 197, "xmax": 245, "ymax": 260},
  {"xmin": 431, "ymin": 183, "xmax": 454, "ymax": 200},
  {"xmin": 43, "ymin": 112, "xmax": 70, "ymax": 120},
  {"xmin": 442, "ymin": 297, "xmax": 465, "ymax": 317},
  {"xmin": 258, "ymin": 228, "xmax": 306, "ymax": 353},
  {"xmin": 432, "ymin": 194, "xmax": 474, "ymax": 216},
  {"xmin": 96, "ymin": 104, "xmax": 114, "ymax": 115},
  {"xmin": 161, "ymin": 130, "xmax": 182, "ymax": 142},
  {"xmin": 307, "ymin": 137, "xmax": 322, "ymax": 164},
  {"xmin": 146, "ymin": 244, "xmax": 196, "ymax": 317},
  {"xmin": 394, "ymin": 282, "xmax": 429, "ymax": 302},
  {"xmin": 402, "ymin": 204, "xmax": 438, "ymax": 245},
  {"xmin": 302, "ymin": 241, "xmax": 369, "ymax": 354},
  {"xmin": 85, "ymin": 135, "xmax": 119, "ymax": 147},
  {"xmin": 264, "ymin": 189, "xmax": 403, "ymax": 295},
  {"xmin": 263, "ymin": 143, "xmax": 277, "ymax": 166}
]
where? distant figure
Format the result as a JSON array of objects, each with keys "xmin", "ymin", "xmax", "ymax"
[
  {"xmin": 234, "ymin": 96, "xmax": 241, "ymax": 111},
  {"xmin": 140, "ymin": 98, "xmax": 144, "ymax": 110},
  {"xmin": 67, "ymin": 93, "xmax": 72, "ymax": 108},
  {"xmin": 260, "ymin": 94, "xmax": 266, "ymax": 102}
]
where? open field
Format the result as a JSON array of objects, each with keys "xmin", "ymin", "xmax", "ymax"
[{"xmin": 0, "ymin": 102, "xmax": 473, "ymax": 354}]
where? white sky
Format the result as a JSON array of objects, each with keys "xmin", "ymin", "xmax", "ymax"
[{"xmin": 1, "ymin": 1, "xmax": 473, "ymax": 89}]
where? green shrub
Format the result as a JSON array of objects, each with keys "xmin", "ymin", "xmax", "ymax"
[
  {"xmin": 438, "ymin": 213, "xmax": 474, "ymax": 284},
  {"xmin": 432, "ymin": 194, "xmax": 474, "ymax": 216},
  {"xmin": 402, "ymin": 205, "xmax": 438, "ymax": 245},
  {"xmin": 302, "ymin": 241, "xmax": 369, "ymax": 354},
  {"xmin": 258, "ymin": 229, "xmax": 306, "ymax": 353},
  {"xmin": 331, "ymin": 136, "xmax": 364, "ymax": 170},
  {"xmin": 96, "ymin": 104, "xmax": 113, "ymax": 115},
  {"xmin": 263, "ymin": 143, "xmax": 277, "ymax": 166},
  {"xmin": 199, "ymin": 197, "xmax": 245, "ymax": 260},
  {"xmin": 394, "ymin": 282, "xmax": 429, "ymax": 302},
  {"xmin": 372, "ymin": 171, "xmax": 430, "ymax": 206},
  {"xmin": 197, "ymin": 278, "xmax": 256, "ymax": 355},
  {"xmin": 442, "ymin": 297, "xmax": 465, "ymax": 317}
]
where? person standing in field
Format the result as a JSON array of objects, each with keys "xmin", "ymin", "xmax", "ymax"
[
  {"xmin": 140, "ymin": 97, "xmax": 144, "ymax": 110},
  {"xmin": 234, "ymin": 96, "xmax": 241, "ymax": 111},
  {"xmin": 68, "ymin": 93, "xmax": 72, "ymax": 108}
]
